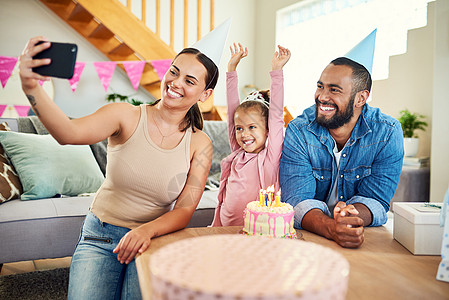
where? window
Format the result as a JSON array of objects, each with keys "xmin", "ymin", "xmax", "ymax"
[{"xmin": 276, "ymin": 0, "xmax": 434, "ymax": 111}]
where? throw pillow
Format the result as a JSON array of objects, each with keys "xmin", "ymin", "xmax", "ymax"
[
  {"xmin": 0, "ymin": 122, "xmax": 23, "ymax": 203},
  {"xmin": 0, "ymin": 131, "xmax": 104, "ymax": 200}
]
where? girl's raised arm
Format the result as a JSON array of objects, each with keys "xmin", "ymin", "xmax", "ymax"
[
  {"xmin": 226, "ymin": 43, "xmax": 248, "ymax": 151},
  {"xmin": 266, "ymin": 46, "xmax": 291, "ymax": 161}
]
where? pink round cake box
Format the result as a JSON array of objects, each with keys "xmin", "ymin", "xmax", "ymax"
[{"xmin": 150, "ymin": 234, "xmax": 349, "ymax": 300}]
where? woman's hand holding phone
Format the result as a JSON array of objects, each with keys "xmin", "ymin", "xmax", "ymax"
[
  {"xmin": 19, "ymin": 37, "xmax": 53, "ymax": 92},
  {"xmin": 32, "ymin": 40, "xmax": 77, "ymax": 79},
  {"xmin": 19, "ymin": 37, "xmax": 78, "ymax": 93}
]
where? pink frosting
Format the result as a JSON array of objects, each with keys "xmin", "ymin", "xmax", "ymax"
[{"xmin": 243, "ymin": 203, "xmax": 296, "ymax": 238}]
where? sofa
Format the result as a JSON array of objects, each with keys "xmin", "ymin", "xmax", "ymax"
[{"xmin": 0, "ymin": 116, "xmax": 230, "ymax": 266}]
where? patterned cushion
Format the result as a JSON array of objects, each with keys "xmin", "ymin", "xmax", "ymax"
[
  {"xmin": 0, "ymin": 122, "xmax": 23, "ymax": 203},
  {"xmin": 0, "ymin": 131, "xmax": 104, "ymax": 200}
]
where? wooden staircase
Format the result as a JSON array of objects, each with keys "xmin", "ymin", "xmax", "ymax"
[
  {"xmin": 39, "ymin": 0, "xmax": 177, "ymax": 100},
  {"xmin": 38, "ymin": 0, "xmax": 294, "ymax": 124}
]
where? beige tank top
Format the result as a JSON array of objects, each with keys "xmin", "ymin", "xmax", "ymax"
[{"xmin": 91, "ymin": 104, "xmax": 191, "ymax": 229}]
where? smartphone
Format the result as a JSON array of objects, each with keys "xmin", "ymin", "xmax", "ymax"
[{"xmin": 32, "ymin": 41, "xmax": 78, "ymax": 79}]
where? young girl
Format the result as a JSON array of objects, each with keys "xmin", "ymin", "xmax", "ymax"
[{"xmin": 212, "ymin": 43, "xmax": 290, "ymax": 226}]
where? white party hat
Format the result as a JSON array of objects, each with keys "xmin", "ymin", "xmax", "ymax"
[
  {"xmin": 345, "ymin": 29, "xmax": 377, "ymax": 74},
  {"xmin": 191, "ymin": 18, "xmax": 232, "ymax": 67}
]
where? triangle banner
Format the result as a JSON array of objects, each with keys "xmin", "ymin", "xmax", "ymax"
[
  {"xmin": 0, "ymin": 104, "xmax": 7, "ymax": 117},
  {"xmin": 123, "ymin": 61, "xmax": 146, "ymax": 90},
  {"xmin": 151, "ymin": 59, "xmax": 172, "ymax": 82},
  {"xmin": 14, "ymin": 105, "xmax": 30, "ymax": 117},
  {"xmin": 0, "ymin": 56, "xmax": 18, "ymax": 88},
  {"xmin": 94, "ymin": 61, "xmax": 116, "ymax": 92},
  {"xmin": 68, "ymin": 62, "xmax": 86, "ymax": 92}
]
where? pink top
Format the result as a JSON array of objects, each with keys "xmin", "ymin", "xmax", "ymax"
[{"xmin": 211, "ymin": 70, "xmax": 285, "ymax": 226}]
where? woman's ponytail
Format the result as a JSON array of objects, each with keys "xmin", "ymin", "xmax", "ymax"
[{"xmin": 182, "ymin": 103, "xmax": 203, "ymax": 132}]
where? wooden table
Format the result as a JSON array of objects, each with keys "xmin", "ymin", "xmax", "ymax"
[{"xmin": 136, "ymin": 226, "xmax": 449, "ymax": 300}]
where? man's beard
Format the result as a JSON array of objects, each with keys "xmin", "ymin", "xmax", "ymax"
[{"xmin": 315, "ymin": 94, "xmax": 355, "ymax": 129}]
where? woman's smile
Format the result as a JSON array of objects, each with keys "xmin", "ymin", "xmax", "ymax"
[{"xmin": 166, "ymin": 85, "xmax": 183, "ymax": 99}]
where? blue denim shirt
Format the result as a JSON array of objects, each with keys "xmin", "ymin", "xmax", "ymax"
[{"xmin": 279, "ymin": 104, "xmax": 404, "ymax": 228}]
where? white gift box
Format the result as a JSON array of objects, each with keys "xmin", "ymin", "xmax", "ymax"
[{"xmin": 393, "ymin": 202, "xmax": 444, "ymax": 255}]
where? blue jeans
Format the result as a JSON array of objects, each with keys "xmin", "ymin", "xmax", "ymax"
[{"xmin": 68, "ymin": 211, "xmax": 142, "ymax": 300}]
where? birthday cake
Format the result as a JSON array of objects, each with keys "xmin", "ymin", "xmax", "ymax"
[
  {"xmin": 150, "ymin": 235, "xmax": 350, "ymax": 300},
  {"xmin": 242, "ymin": 186, "xmax": 296, "ymax": 238}
]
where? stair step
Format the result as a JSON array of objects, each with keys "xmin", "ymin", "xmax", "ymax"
[
  {"xmin": 41, "ymin": 0, "xmax": 72, "ymax": 3},
  {"xmin": 68, "ymin": 3, "xmax": 93, "ymax": 23},
  {"xmin": 40, "ymin": 0, "xmax": 72, "ymax": 7},
  {"xmin": 109, "ymin": 43, "xmax": 135, "ymax": 57},
  {"xmin": 89, "ymin": 23, "xmax": 114, "ymax": 40},
  {"xmin": 140, "ymin": 67, "xmax": 161, "ymax": 86},
  {"xmin": 69, "ymin": 18, "xmax": 101, "ymax": 38},
  {"xmin": 142, "ymin": 83, "xmax": 162, "ymax": 99},
  {"xmin": 40, "ymin": 0, "xmax": 76, "ymax": 20},
  {"xmin": 88, "ymin": 36, "xmax": 122, "ymax": 55}
]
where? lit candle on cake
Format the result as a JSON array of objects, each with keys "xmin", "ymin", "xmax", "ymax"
[
  {"xmin": 275, "ymin": 189, "xmax": 281, "ymax": 207},
  {"xmin": 259, "ymin": 189, "xmax": 264, "ymax": 205},
  {"xmin": 267, "ymin": 185, "xmax": 274, "ymax": 207}
]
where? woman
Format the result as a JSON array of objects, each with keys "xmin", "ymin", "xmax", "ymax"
[{"xmin": 19, "ymin": 37, "xmax": 216, "ymax": 299}]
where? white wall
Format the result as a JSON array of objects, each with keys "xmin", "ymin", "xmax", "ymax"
[
  {"xmin": 0, "ymin": 0, "xmax": 155, "ymax": 118},
  {"xmin": 253, "ymin": 0, "xmax": 302, "ymax": 93},
  {"xmin": 208, "ymin": 0, "xmax": 257, "ymax": 106},
  {"xmin": 0, "ymin": 0, "xmax": 256, "ymax": 112},
  {"xmin": 373, "ymin": 15, "xmax": 434, "ymax": 158},
  {"xmin": 429, "ymin": 0, "xmax": 449, "ymax": 202}
]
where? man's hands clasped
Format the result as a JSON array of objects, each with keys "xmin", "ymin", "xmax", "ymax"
[{"xmin": 331, "ymin": 201, "xmax": 364, "ymax": 248}]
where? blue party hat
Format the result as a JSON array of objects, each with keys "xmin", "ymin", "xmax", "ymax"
[{"xmin": 345, "ymin": 29, "xmax": 377, "ymax": 74}]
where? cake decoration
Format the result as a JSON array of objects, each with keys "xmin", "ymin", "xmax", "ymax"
[{"xmin": 243, "ymin": 185, "xmax": 296, "ymax": 239}]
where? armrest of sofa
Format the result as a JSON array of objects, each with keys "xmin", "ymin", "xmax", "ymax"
[
  {"xmin": 0, "ymin": 118, "xmax": 18, "ymax": 132},
  {"xmin": 202, "ymin": 121, "xmax": 231, "ymax": 177}
]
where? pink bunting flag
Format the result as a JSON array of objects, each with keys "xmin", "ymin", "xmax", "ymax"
[
  {"xmin": 151, "ymin": 59, "xmax": 172, "ymax": 81},
  {"xmin": 14, "ymin": 105, "xmax": 30, "ymax": 117},
  {"xmin": 0, "ymin": 56, "xmax": 18, "ymax": 88},
  {"xmin": 122, "ymin": 61, "xmax": 146, "ymax": 90},
  {"xmin": 94, "ymin": 61, "xmax": 116, "ymax": 92},
  {"xmin": 0, "ymin": 105, "xmax": 7, "ymax": 117},
  {"xmin": 68, "ymin": 62, "xmax": 86, "ymax": 92}
]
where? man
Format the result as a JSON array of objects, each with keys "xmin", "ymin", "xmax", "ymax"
[{"xmin": 279, "ymin": 57, "xmax": 403, "ymax": 248}]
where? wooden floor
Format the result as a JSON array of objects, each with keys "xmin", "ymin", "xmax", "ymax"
[{"xmin": 0, "ymin": 257, "xmax": 71, "ymax": 276}]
